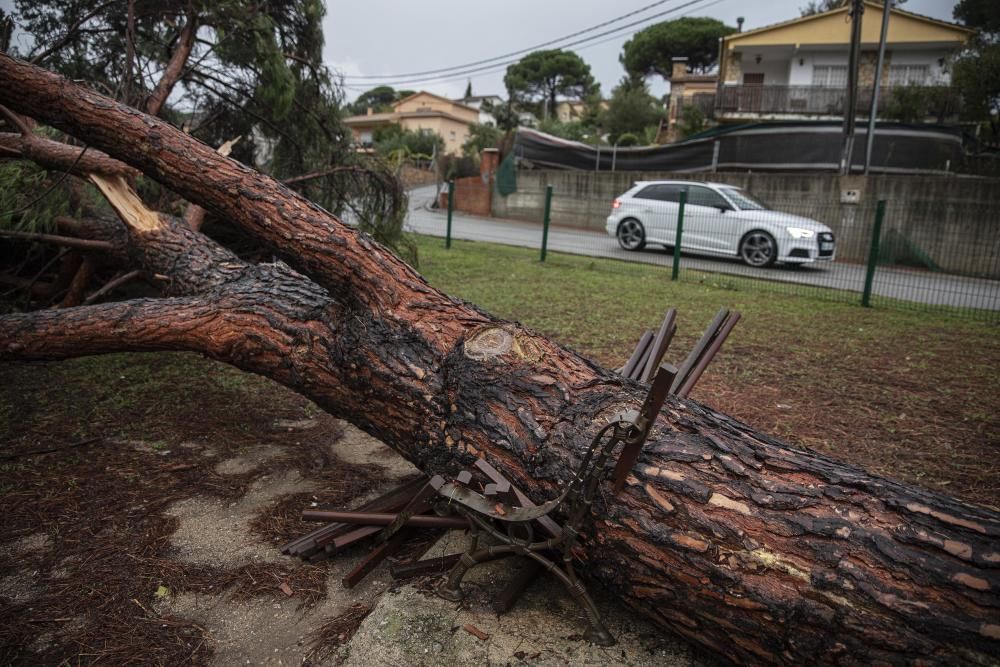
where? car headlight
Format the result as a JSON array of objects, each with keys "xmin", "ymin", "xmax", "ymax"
[{"xmin": 786, "ymin": 227, "xmax": 815, "ymax": 239}]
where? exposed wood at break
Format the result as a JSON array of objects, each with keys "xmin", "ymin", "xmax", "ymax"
[
  {"xmin": 0, "ymin": 53, "xmax": 997, "ymax": 665},
  {"xmin": 89, "ymin": 174, "xmax": 162, "ymax": 233}
]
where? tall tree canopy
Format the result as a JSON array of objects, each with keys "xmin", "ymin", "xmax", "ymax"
[
  {"xmin": 504, "ymin": 49, "xmax": 596, "ymax": 116},
  {"xmin": 9, "ymin": 0, "xmax": 349, "ymax": 185},
  {"xmin": 620, "ymin": 17, "xmax": 736, "ymax": 79},
  {"xmin": 954, "ymin": 0, "xmax": 1000, "ymax": 39},
  {"xmin": 800, "ymin": 0, "xmax": 845, "ymax": 17},
  {"xmin": 1, "ymin": 0, "xmax": 412, "ymax": 311},
  {"xmin": 346, "ymin": 86, "xmax": 416, "ymax": 116},
  {"xmin": 602, "ymin": 77, "xmax": 663, "ymax": 144},
  {"xmin": 953, "ymin": 0, "xmax": 1000, "ymax": 143}
]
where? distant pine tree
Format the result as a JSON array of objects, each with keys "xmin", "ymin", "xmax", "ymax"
[{"xmin": 464, "ymin": 80, "xmax": 473, "ymax": 99}]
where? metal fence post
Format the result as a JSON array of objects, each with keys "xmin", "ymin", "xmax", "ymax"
[
  {"xmin": 862, "ymin": 199, "xmax": 886, "ymax": 307},
  {"xmin": 540, "ymin": 185, "xmax": 553, "ymax": 262},
  {"xmin": 446, "ymin": 179, "xmax": 454, "ymax": 249},
  {"xmin": 671, "ymin": 190, "xmax": 687, "ymax": 281}
]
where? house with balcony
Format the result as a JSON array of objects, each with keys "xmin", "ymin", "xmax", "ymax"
[
  {"xmin": 343, "ymin": 91, "xmax": 480, "ymax": 155},
  {"xmin": 660, "ymin": 2, "xmax": 975, "ymax": 141},
  {"xmin": 708, "ymin": 2, "xmax": 973, "ymax": 123}
]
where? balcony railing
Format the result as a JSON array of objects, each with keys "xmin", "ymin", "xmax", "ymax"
[{"xmin": 710, "ymin": 84, "xmax": 960, "ymax": 120}]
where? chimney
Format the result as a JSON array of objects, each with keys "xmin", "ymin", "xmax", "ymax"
[
  {"xmin": 737, "ymin": 16, "xmax": 744, "ymax": 32},
  {"xmin": 366, "ymin": 106, "xmax": 373, "ymax": 116},
  {"xmin": 671, "ymin": 57, "xmax": 689, "ymax": 81}
]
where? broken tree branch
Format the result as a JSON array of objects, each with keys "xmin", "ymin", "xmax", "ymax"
[{"xmin": 0, "ymin": 132, "xmax": 137, "ymax": 178}]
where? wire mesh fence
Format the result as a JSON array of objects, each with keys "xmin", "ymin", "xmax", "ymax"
[{"xmin": 411, "ymin": 178, "xmax": 1000, "ymax": 322}]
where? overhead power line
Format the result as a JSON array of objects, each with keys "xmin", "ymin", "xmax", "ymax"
[
  {"xmin": 341, "ymin": 0, "xmax": 717, "ymax": 87},
  {"xmin": 342, "ymin": 0, "xmax": 677, "ymax": 81}
]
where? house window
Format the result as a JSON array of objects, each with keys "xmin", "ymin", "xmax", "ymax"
[
  {"xmin": 888, "ymin": 64, "xmax": 930, "ymax": 86},
  {"xmin": 812, "ymin": 65, "xmax": 848, "ymax": 87}
]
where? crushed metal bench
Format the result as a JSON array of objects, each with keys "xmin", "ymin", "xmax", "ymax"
[
  {"xmin": 431, "ymin": 364, "xmax": 677, "ymax": 646},
  {"xmin": 281, "ymin": 306, "xmax": 740, "ymax": 642}
]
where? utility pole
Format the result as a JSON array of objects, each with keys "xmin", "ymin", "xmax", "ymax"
[
  {"xmin": 863, "ymin": 0, "xmax": 892, "ymax": 175},
  {"xmin": 840, "ymin": 0, "xmax": 865, "ymax": 175}
]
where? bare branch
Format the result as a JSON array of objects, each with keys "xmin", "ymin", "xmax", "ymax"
[
  {"xmin": 0, "ymin": 132, "xmax": 136, "ymax": 178},
  {"xmin": 0, "ymin": 104, "xmax": 31, "ymax": 135},
  {"xmin": 29, "ymin": 0, "xmax": 123, "ymax": 65},
  {"xmin": 145, "ymin": 4, "xmax": 198, "ymax": 116},
  {"xmin": 283, "ymin": 166, "xmax": 369, "ymax": 186},
  {"xmin": 83, "ymin": 269, "xmax": 141, "ymax": 305},
  {"xmin": 0, "ymin": 229, "xmax": 115, "ymax": 252}
]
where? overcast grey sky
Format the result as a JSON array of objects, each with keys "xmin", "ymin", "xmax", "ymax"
[
  {"xmin": 325, "ymin": 0, "xmax": 958, "ymax": 101},
  {"xmin": 1, "ymin": 0, "xmax": 959, "ymax": 102}
]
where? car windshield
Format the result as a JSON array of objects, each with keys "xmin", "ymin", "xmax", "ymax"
[{"xmin": 720, "ymin": 187, "xmax": 769, "ymax": 211}]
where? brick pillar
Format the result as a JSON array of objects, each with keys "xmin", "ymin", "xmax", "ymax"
[
  {"xmin": 479, "ymin": 148, "xmax": 499, "ymax": 217},
  {"xmin": 480, "ymin": 148, "xmax": 499, "ymax": 178}
]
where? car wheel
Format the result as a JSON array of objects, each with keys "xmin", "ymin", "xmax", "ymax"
[
  {"xmin": 617, "ymin": 219, "xmax": 646, "ymax": 251},
  {"xmin": 739, "ymin": 231, "xmax": 777, "ymax": 268}
]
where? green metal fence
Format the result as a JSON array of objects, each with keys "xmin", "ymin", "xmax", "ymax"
[{"xmin": 418, "ymin": 179, "xmax": 1000, "ymax": 322}]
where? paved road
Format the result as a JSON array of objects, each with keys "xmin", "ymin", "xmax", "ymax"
[{"xmin": 405, "ymin": 186, "xmax": 1000, "ymax": 312}]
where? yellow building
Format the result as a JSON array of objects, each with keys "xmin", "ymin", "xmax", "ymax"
[
  {"xmin": 343, "ymin": 92, "xmax": 479, "ymax": 155},
  {"xmin": 713, "ymin": 2, "xmax": 974, "ymax": 121}
]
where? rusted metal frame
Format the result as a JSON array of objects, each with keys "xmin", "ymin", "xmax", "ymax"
[
  {"xmin": 373, "ymin": 475, "xmax": 445, "ymax": 546},
  {"xmin": 675, "ymin": 311, "xmax": 741, "ymax": 398},
  {"xmin": 390, "ymin": 553, "xmax": 464, "ymax": 580},
  {"xmin": 639, "ymin": 308, "xmax": 677, "ymax": 383},
  {"xmin": 342, "ymin": 529, "xmax": 415, "ymax": 588},
  {"xmin": 301, "ymin": 510, "xmax": 469, "ymax": 529},
  {"xmin": 281, "ymin": 475, "xmax": 429, "ymax": 556},
  {"xmin": 342, "ymin": 477, "xmax": 444, "ymax": 588},
  {"xmin": 312, "ymin": 526, "xmax": 383, "ymax": 562},
  {"xmin": 670, "ymin": 308, "xmax": 729, "ymax": 394},
  {"xmin": 474, "ymin": 459, "xmax": 561, "ymax": 538},
  {"xmin": 611, "ymin": 363, "xmax": 677, "ymax": 493},
  {"xmin": 619, "ymin": 329, "xmax": 653, "ymax": 379}
]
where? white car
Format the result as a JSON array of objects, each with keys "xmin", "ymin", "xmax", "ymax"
[{"xmin": 606, "ymin": 181, "xmax": 836, "ymax": 267}]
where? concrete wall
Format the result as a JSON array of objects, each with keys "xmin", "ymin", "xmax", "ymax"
[{"xmin": 491, "ymin": 170, "xmax": 1000, "ymax": 276}]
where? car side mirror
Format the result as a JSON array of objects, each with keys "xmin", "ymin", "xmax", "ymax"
[{"xmin": 716, "ymin": 205, "xmax": 728, "ymax": 213}]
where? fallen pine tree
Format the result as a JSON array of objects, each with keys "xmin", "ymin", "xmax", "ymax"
[{"xmin": 0, "ymin": 53, "xmax": 997, "ymax": 665}]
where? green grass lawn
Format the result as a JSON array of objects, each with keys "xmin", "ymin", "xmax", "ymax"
[{"xmin": 415, "ymin": 235, "xmax": 1000, "ymax": 504}]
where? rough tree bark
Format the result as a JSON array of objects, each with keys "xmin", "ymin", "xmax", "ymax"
[{"xmin": 0, "ymin": 54, "xmax": 997, "ymax": 665}]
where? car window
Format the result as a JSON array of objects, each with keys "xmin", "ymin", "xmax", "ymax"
[
  {"xmin": 720, "ymin": 187, "xmax": 769, "ymax": 210},
  {"xmin": 685, "ymin": 186, "xmax": 730, "ymax": 209},
  {"xmin": 634, "ymin": 184, "xmax": 682, "ymax": 203}
]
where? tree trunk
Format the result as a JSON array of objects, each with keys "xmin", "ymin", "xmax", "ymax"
[{"xmin": 0, "ymin": 54, "xmax": 997, "ymax": 665}]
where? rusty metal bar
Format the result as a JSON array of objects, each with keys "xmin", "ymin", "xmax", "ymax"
[
  {"xmin": 342, "ymin": 477, "xmax": 445, "ymax": 588},
  {"xmin": 675, "ymin": 311, "xmax": 741, "ymax": 398},
  {"xmin": 281, "ymin": 475, "xmax": 429, "ymax": 555},
  {"xmin": 619, "ymin": 329, "xmax": 653, "ymax": 379},
  {"xmin": 390, "ymin": 554, "xmax": 463, "ymax": 580},
  {"xmin": 301, "ymin": 510, "xmax": 469, "ymax": 529},
  {"xmin": 639, "ymin": 308, "xmax": 677, "ymax": 384},
  {"xmin": 474, "ymin": 458, "xmax": 561, "ymax": 538},
  {"xmin": 671, "ymin": 308, "xmax": 728, "ymax": 394},
  {"xmin": 612, "ymin": 363, "xmax": 677, "ymax": 493},
  {"xmin": 343, "ymin": 531, "xmax": 411, "ymax": 588},
  {"xmin": 323, "ymin": 526, "xmax": 382, "ymax": 555},
  {"xmin": 374, "ymin": 475, "xmax": 443, "ymax": 546}
]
